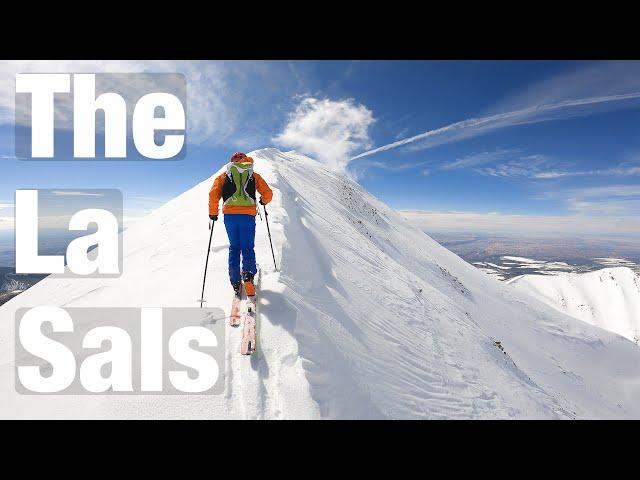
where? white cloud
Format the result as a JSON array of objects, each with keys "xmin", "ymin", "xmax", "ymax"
[
  {"xmin": 0, "ymin": 60, "xmax": 296, "ymax": 148},
  {"xmin": 401, "ymin": 210, "xmax": 640, "ymax": 238},
  {"xmin": 273, "ymin": 97, "xmax": 375, "ymax": 172}
]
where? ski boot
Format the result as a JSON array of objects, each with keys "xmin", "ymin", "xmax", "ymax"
[{"xmin": 242, "ymin": 271, "xmax": 256, "ymax": 297}]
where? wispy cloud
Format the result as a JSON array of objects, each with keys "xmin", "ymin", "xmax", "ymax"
[
  {"xmin": 273, "ymin": 96, "xmax": 375, "ymax": 173},
  {"xmin": 566, "ymin": 198, "xmax": 640, "ymax": 216},
  {"xmin": 489, "ymin": 61, "xmax": 640, "ymax": 114},
  {"xmin": 532, "ymin": 184, "xmax": 640, "ymax": 218},
  {"xmin": 0, "ymin": 60, "xmax": 301, "ymax": 148},
  {"xmin": 440, "ymin": 149, "xmax": 519, "ymax": 170},
  {"xmin": 479, "ymin": 154, "xmax": 563, "ymax": 178},
  {"xmin": 565, "ymin": 185, "xmax": 640, "ymax": 198},
  {"xmin": 565, "ymin": 185, "xmax": 640, "ymax": 217},
  {"xmin": 351, "ymin": 62, "xmax": 640, "ymax": 164},
  {"xmin": 594, "ymin": 164, "xmax": 640, "ymax": 176},
  {"xmin": 0, "ymin": 203, "xmax": 14, "ymax": 229},
  {"xmin": 402, "ymin": 210, "xmax": 640, "ymax": 238},
  {"xmin": 0, "ymin": 216, "xmax": 13, "ymax": 229},
  {"xmin": 348, "ymin": 158, "xmax": 432, "ymax": 179},
  {"xmin": 480, "ymin": 156, "xmax": 640, "ymax": 180},
  {"xmin": 349, "ymin": 148, "xmax": 520, "ymax": 178},
  {"xmin": 352, "ymin": 92, "xmax": 640, "ymax": 162},
  {"xmin": 394, "ymin": 127, "xmax": 411, "ymax": 140},
  {"xmin": 129, "ymin": 196, "xmax": 167, "ymax": 204},
  {"xmin": 50, "ymin": 191, "xmax": 105, "ymax": 197},
  {"xmin": 351, "ymin": 145, "xmax": 640, "ymax": 182}
]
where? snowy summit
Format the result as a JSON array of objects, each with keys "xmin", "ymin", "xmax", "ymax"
[{"xmin": 1, "ymin": 148, "xmax": 639, "ymax": 419}]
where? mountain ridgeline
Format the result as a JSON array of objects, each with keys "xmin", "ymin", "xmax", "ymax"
[{"xmin": 0, "ymin": 148, "xmax": 639, "ymax": 419}]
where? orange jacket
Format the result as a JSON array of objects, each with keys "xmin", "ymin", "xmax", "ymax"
[{"xmin": 209, "ymin": 157, "xmax": 273, "ymax": 216}]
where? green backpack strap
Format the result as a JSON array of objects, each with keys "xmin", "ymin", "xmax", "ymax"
[{"xmin": 224, "ymin": 162, "xmax": 255, "ymax": 207}]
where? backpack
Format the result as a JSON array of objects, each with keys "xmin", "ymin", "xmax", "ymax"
[{"xmin": 223, "ymin": 161, "xmax": 256, "ymax": 207}]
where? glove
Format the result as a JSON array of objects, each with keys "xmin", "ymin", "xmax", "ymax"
[
  {"xmin": 209, "ymin": 214, "xmax": 218, "ymax": 221},
  {"xmin": 259, "ymin": 199, "xmax": 266, "ymax": 206}
]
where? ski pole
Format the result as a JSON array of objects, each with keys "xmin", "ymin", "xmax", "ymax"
[
  {"xmin": 263, "ymin": 204, "xmax": 278, "ymax": 271},
  {"xmin": 198, "ymin": 219, "xmax": 216, "ymax": 308}
]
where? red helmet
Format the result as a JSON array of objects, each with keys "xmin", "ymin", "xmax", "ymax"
[{"xmin": 230, "ymin": 152, "xmax": 247, "ymax": 162}]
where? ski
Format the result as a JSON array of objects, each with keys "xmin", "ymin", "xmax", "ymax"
[
  {"xmin": 240, "ymin": 270, "xmax": 260, "ymax": 355},
  {"xmin": 240, "ymin": 294, "xmax": 257, "ymax": 355},
  {"xmin": 230, "ymin": 293, "xmax": 242, "ymax": 327},
  {"xmin": 229, "ymin": 281, "xmax": 242, "ymax": 327}
]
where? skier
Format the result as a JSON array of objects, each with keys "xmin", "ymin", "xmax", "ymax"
[{"xmin": 209, "ymin": 152, "xmax": 273, "ymax": 297}]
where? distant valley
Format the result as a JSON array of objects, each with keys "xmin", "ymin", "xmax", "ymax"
[{"xmin": 427, "ymin": 232, "xmax": 640, "ymax": 280}]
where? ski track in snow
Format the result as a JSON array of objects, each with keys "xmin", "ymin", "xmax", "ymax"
[{"xmin": 1, "ymin": 148, "xmax": 639, "ymax": 419}]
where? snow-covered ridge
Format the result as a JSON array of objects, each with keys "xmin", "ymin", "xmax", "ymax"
[
  {"xmin": 1, "ymin": 148, "xmax": 639, "ymax": 419},
  {"xmin": 510, "ymin": 267, "xmax": 640, "ymax": 344}
]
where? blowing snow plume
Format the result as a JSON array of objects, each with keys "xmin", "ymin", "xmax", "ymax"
[
  {"xmin": 1, "ymin": 148, "xmax": 639, "ymax": 419},
  {"xmin": 273, "ymin": 97, "xmax": 375, "ymax": 173}
]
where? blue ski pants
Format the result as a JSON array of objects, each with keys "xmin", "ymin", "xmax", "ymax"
[{"xmin": 224, "ymin": 214, "xmax": 256, "ymax": 284}]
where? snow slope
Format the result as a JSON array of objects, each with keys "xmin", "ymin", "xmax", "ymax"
[
  {"xmin": 1, "ymin": 148, "xmax": 640, "ymax": 419},
  {"xmin": 510, "ymin": 268, "xmax": 640, "ymax": 344}
]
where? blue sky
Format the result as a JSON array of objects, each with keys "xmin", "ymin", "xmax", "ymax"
[{"xmin": 1, "ymin": 60, "xmax": 639, "ymax": 238}]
